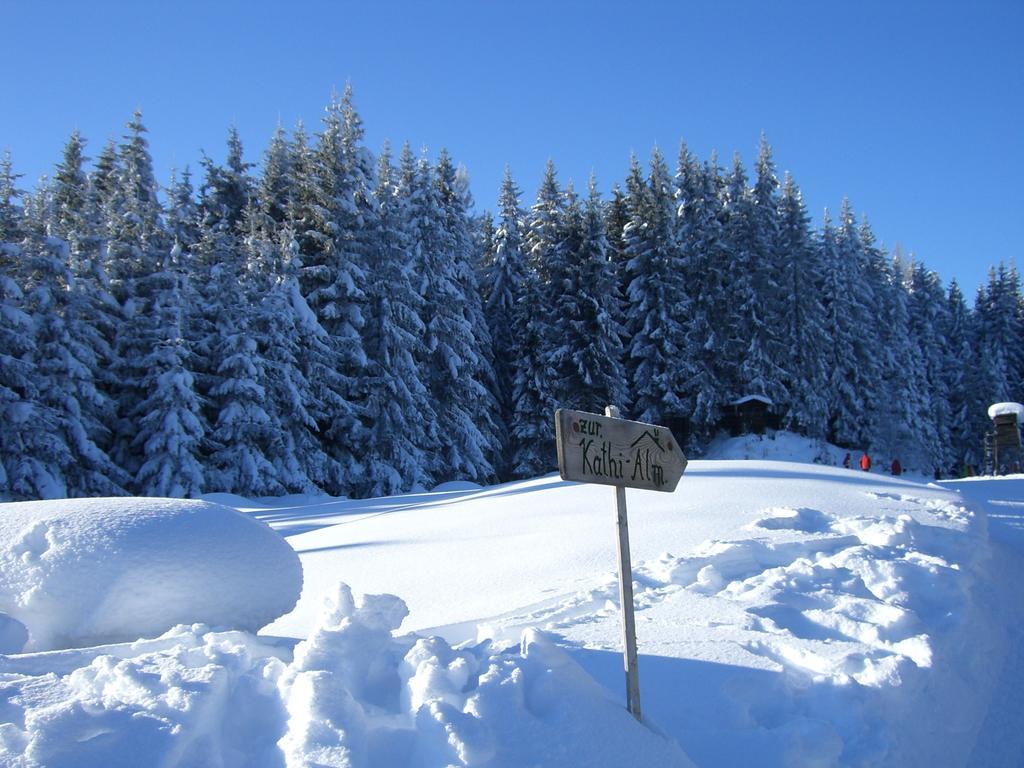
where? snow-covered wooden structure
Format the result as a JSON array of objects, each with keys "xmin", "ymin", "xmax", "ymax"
[
  {"xmin": 721, "ymin": 395, "xmax": 779, "ymax": 436},
  {"xmin": 985, "ymin": 402, "xmax": 1023, "ymax": 473}
]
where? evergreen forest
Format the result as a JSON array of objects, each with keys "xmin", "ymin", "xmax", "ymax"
[{"xmin": 1, "ymin": 89, "xmax": 1019, "ymax": 501}]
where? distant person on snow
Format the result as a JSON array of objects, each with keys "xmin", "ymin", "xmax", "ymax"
[
  {"xmin": 860, "ymin": 453, "xmax": 871, "ymax": 472},
  {"xmin": 842, "ymin": 452, "xmax": 852, "ymax": 469},
  {"xmin": 891, "ymin": 458, "xmax": 902, "ymax": 476}
]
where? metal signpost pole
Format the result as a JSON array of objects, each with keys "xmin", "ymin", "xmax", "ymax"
[{"xmin": 605, "ymin": 404, "xmax": 642, "ymax": 722}]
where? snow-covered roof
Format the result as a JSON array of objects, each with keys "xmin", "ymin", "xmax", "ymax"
[
  {"xmin": 729, "ymin": 394, "xmax": 774, "ymax": 407},
  {"xmin": 987, "ymin": 402, "xmax": 1024, "ymax": 420}
]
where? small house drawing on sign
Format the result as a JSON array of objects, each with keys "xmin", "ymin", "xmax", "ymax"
[{"xmin": 629, "ymin": 429, "xmax": 667, "ymax": 454}]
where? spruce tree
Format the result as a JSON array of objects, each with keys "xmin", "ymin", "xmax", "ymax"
[
  {"xmin": 677, "ymin": 153, "xmax": 728, "ymax": 447},
  {"xmin": 130, "ymin": 241, "xmax": 206, "ymax": 496},
  {"xmin": 286, "ymin": 116, "xmax": 363, "ymax": 493},
  {"xmin": 945, "ymin": 280, "xmax": 977, "ymax": 471},
  {"xmin": 242, "ymin": 204, "xmax": 333, "ymax": 494},
  {"xmin": 356, "ymin": 143, "xmax": 434, "ymax": 496},
  {"xmin": 720, "ymin": 152, "xmax": 786, "ymax": 405},
  {"xmin": 622, "ymin": 151, "xmax": 688, "ymax": 424},
  {"xmin": 865, "ymin": 244, "xmax": 929, "ymax": 466},
  {"xmin": 411, "ymin": 149, "xmax": 497, "ymax": 483},
  {"xmin": 191, "ymin": 136, "xmax": 281, "ymax": 495},
  {"xmin": 548, "ymin": 176, "xmax": 627, "ymax": 413},
  {"xmin": 43, "ymin": 133, "xmax": 127, "ymax": 493},
  {"xmin": 0, "ymin": 155, "xmax": 66, "ymax": 499},
  {"xmin": 820, "ymin": 200, "xmax": 877, "ymax": 447},
  {"xmin": 481, "ymin": 167, "xmax": 530, "ymax": 477},
  {"xmin": 104, "ymin": 111, "xmax": 175, "ymax": 481},
  {"xmin": 23, "ymin": 222, "xmax": 127, "ymax": 496},
  {"xmin": 905, "ymin": 260, "xmax": 951, "ymax": 473},
  {"xmin": 510, "ymin": 161, "xmax": 562, "ymax": 477},
  {"xmin": 775, "ymin": 173, "xmax": 828, "ymax": 436}
]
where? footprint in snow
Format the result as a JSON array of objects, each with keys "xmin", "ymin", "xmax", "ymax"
[{"xmin": 753, "ymin": 507, "xmax": 833, "ymax": 534}]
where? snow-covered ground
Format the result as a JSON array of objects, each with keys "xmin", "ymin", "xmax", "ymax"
[{"xmin": 2, "ymin": 433, "xmax": 1022, "ymax": 767}]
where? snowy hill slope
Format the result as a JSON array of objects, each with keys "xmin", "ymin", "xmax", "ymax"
[
  {"xmin": 252, "ymin": 459, "xmax": 1006, "ymax": 766},
  {"xmin": 2, "ymin": 450, "xmax": 1022, "ymax": 766}
]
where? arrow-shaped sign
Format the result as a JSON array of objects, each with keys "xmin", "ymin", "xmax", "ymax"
[{"xmin": 555, "ymin": 409, "xmax": 687, "ymax": 492}]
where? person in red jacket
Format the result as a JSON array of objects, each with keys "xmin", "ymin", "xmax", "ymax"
[
  {"xmin": 860, "ymin": 452, "xmax": 871, "ymax": 471},
  {"xmin": 891, "ymin": 458, "xmax": 902, "ymax": 476}
]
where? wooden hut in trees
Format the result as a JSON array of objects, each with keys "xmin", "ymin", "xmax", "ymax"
[{"xmin": 721, "ymin": 395, "xmax": 778, "ymax": 436}]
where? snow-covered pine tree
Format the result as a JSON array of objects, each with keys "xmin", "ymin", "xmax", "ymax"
[
  {"xmin": 944, "ymin": 280, "xmax": 976, "ymax": 470},
  {"xmin": 818, "ymin": 209, "xmax": 856, "ymax": 446},
  {"xmin": 242, "ymin": 125, "xmax": 292, "ymax": 288},
  {"xmin": 291, "ymin": 90, "xmax": 375, "ymax": 490},
  {"xmin": 509, "ymin": 161, "xmax": 562, "ymax": 478},
  {"xmin": 41, "ymin": 132, "xmax": 127, "ymax": 494},
  {"xmin": 970, "ymin": 264, "xmax": 1023, "ymax": 462},
  {"xmin": 677, "ymin": 152, "xmax": 728, "ymax": 448},
  {"xmin": 604, "ymin": 182, "xmax": 630, "ymax": 298},
  {"xmin": 130, "ymin": 240, "xmax": 206, "ymax": 497},
  {"xmin": 48, "ymin": 132, "xmax": 90, "ymax": 246},
  {"xmin": 24, "ymin": 206, "xmax": 128, "ymax": 496},
  {"xmin": 81, "ymin": 138, "xmax": 123, "ymax": 351},
  {"xmin": 20, "ymin": 238, "xmax": 113, "ymax": 496},
  {"xmin": 276, "ymin": 123, "xmax": 359, "ymax": 493},
  {"xmin": 863, "ymin": 242, "xmax": 929, "ymax": 467},
  {"xmin": 416, "ymin": 149, "xmax": 498, "ymax": 484},
  {"xmin": 622, "ymin": 150, "xmax": 689, "ymax": 426},
  {"xmin": 165, "ymin": 167, "xmax": 201, "ymax": 250},
  {"xmin": 202, "ymin": 259, "xmax": 281, "ymax": 498},
  {"xmin": 190, "ymin": 132, "xmax": 282, "ymax": 496},
  {"xmin": 480, "ymin": 167, "xmax": 530, "ymax": 478},
  {"xmin": 905, "ymin": 259, "xmax": 951, "ymax": 473},
  {"xmin": 104, "ymin": 111, "xmax": 179, "ymax": 483},
  {"xmin": 743, "ymin": 138, "xmax": 788, "ymax": 406},
  {"xmin": 242, "ymin": 196, "xmax": 335, "ymax": 494},
  {"xmin": 104, "ymin": 112, "xmax": 164, "ymax": 302},
  {"xmin": 547, "ymin": 175, "xmax": 627, "ymax": 414},
  {"xmin": 720, "ymin": 152, "xmax": 787, "ymax": 407},
  {"xmin": 820, "ymin": 200, "xmax": 877, "ymax": 447},
  {"xmin": 87, "ymin": 140, "xmax": 119, "ymax": 226},
  {"xmin": 199, "ymin": 126, "xmax": 253, "ymax": 235},
  {"xmin": 476, "ymin": 210, "xmax": 496, "ymax": 276},
  {"xmin": 0, "ymin": 154, "xmax": 68, "ymax": 499},
  {"xmin": 355, "ymin": 142, "xmax": 434, "ymax": 496},
  {"xmin": 0, "ymin": 152, "xmax": 24, "ymax": 245},
  {"xmin": 543, "ymin": 181, "xmax": 585, "ymax": 407},
  {"xmin": 258, "ymin": 125, "xmax": 293, "ymax": 230},
  {"xmin": 775, "ymin": 173, "xmax": 828, "ymax": 437}
]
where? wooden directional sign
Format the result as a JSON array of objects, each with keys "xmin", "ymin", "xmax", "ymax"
[{"xmin": 555, "ymin": 409, "xmax": 687, "ymax": 492}]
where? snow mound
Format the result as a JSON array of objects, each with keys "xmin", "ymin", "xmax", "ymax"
[
  {"xmin": 0, "ymin": 497, "xmax": 302, "ymax": 652},
  {"xmin": 279, "ymin": 583, "xmax": 692, "ymax": 767},
  {"xmin": 0, "ymin": 625, "xmax": 290, "ymax": 767},
  {"xmin": 0, "ymin": 584, "xmax": 694, "ymax": 767}
]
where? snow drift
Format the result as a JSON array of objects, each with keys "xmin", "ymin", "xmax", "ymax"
[
  {"xmin": 2, "ymin": 454, "xmax": 1023, "ymax": 766},
  {"xmin": 0, "ymin": 584, "xmax": 693, "ymax": 768},
  {"xmin": 0, "ymin": 497, "xmax": 302, "ymax": 652}
]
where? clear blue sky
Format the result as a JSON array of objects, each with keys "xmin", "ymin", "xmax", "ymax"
[{"xmin": 4, "ymin": 0, "xmax": 1021, "ymax": 297}]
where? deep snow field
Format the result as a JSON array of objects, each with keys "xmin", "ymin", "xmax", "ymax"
[{"xmin": 1, "ymin": 432, "xmax": 1022, "ymax": 767}]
